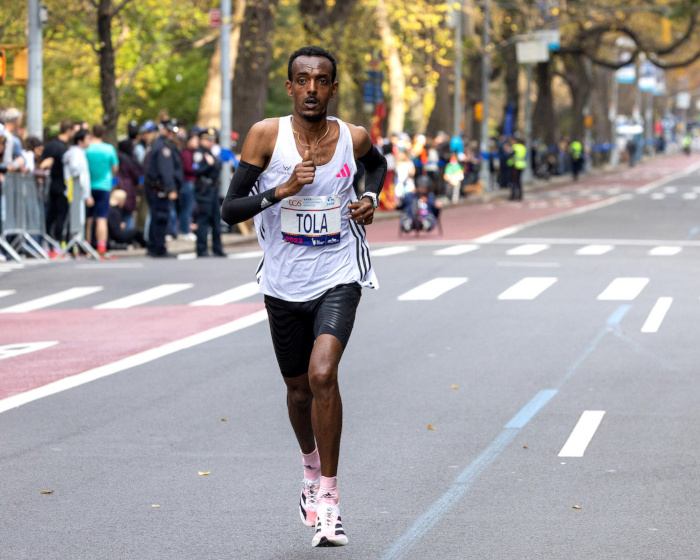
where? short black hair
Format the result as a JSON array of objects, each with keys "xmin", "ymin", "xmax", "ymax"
[
  {"xmin": 288, "ymin": 46, "xmax": 337, "ymax": 83},
  {"xmin": 73, "ymin": 129, "xmax": 89, "ymax": 145}
]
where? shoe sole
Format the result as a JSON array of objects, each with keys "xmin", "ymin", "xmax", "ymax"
[
  {"xmin": 312, "ymin": 535, "xmax": 348, "ymax": 547},
  {"xmin": 299, "ymin": 505, "xmax": 316, "ymax": 527}
]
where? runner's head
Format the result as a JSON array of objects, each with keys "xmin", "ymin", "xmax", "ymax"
[{"xmin": 287, "ymin": 46, "xmax": 338, "ymax": 123}]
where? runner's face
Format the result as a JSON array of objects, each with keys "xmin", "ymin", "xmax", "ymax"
[{"xmin": 286, "ymin": 56, "xmax": 337, "ymax": 122}]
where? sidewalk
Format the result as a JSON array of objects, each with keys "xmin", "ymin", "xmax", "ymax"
[{"xmin": 110, "ymin": 153, "xmax": 679, "ymax": 257}]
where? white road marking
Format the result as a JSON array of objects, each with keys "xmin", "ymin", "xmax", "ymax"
[
  {"xmin": 0, "ymin": 287, "xmax": 104, "ymax": 313},
  {"xmin": 0, "ymin": 341, "xmax": 59, "ymax": 361},
  {"xmin": 498, "ymin": 237, "xmax": 700, "ymax": 247},
  {"xmin": 649, "ymin": 246, "xmax": 682, "ymax": 256},
  {"xmin": 597, "ymin": 278, "xmax": 649, "ymax": 301},
  {"xmin": 663, "ymin": 186, "xmax": 677, "ymax": 194},
  {"xmin": 650, "ymin": 193, "xmax": 666, "ymax": 200},
  {"xmin": 94, "ymin": 284, "xmax": 193, "ymax": 310},
  {"xmin": 682, "ymin": 193, "xmax": 697, "ymax": 200},
  {"xmin": 576, "ymin": 244, "xmax": 614, "ymax": 256},
  {"xmin": 694, "ymin": 186, "xmax": 700, "ymax": 193},
  {"xmin": 228, "ymin": 250, "xmax": 264, "ymax": 260},
  {"xmin": 641, "ymin": 297, "xmax": 673, "ymax": 333},
  {"xmin": 0, "ymin": 310, "xmax": 269, "ymax": 414},
  {"xmin": 558, "ymin": 411, "xmax": 606, "ymax": 457},
  {"xmin": 433, "ymin": 244, "xmax": 479, "ymax": 256},
  {"xmin": 177, "ymin": 253, "xmax": 197, "ymax": 260},
  {"xmin": 397, "ymin": 277, "xmax": 467, "ymax": 301},
  {"xmin": 373, "ymin": 246, "xmax": 416, "ymax": 257},
  {"xmin": 0, "ymin": 290, "xmax": 17, "ymax": 299},
  {"xmin": 189, "ymin": 282, "xmax": 260, "ymax": 306},
  {"xmin": 506, "ymin": 244, "xmax": 550, "ymax": 256},
  {"xmin": 496, "ymin": 262, "xmax": 560, "ymax": 268},
  {"xmin": 637, "ymin": 160, "xmax": 700, "ymax": 194},
  {"xmin": 75, "ymin": 263, "xmax": 144, "ymax": 269},
  {"xmin": 498, "ymin": 277, "xmax": 557, "ymax": 300}
]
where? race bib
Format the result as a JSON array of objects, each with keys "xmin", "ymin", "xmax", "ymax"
[{"xmin": 280, "ymin": 195, "xmax": 341, "ymax": 246}]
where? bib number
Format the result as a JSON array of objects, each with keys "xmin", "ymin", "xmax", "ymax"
[{"xmin": 281, "ymin": 195, "xmax": 341, "ymax": 246}]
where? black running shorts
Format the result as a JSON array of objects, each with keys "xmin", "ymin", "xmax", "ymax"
[{"xmin": 264, "ymin": 283, "xmax": 362, "ymax": 378}]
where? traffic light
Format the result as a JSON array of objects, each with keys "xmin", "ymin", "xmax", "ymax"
[
  {"xmin": 474, "ymin": 102, "xmax": 483, "ymax": 122},
  {"xmin": 0, "ymin": 49, "xmax": 6, "ymax": 85}
]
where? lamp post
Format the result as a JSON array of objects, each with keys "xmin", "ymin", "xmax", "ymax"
[
  {"xmin": 219, "ymin": 0, "xmax": 232, "ymax": 197},
  {"xmin": 26, "ymin": 0, "xmax": 44, "ymax": 137},
  {"xmin": 479, "ymin": 0, "xmax": 491, "ymax": 185}
]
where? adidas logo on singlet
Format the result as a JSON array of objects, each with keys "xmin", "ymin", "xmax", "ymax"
[{"xmin": 336, "ymin": 163, "xmax": 351, "ymax": 178}]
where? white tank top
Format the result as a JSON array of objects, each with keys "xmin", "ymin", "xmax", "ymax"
[{"xmin": 252, "ymin": 116, "xmax": 378, "ymax": 302}]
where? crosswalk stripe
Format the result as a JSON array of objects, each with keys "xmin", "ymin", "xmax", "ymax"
[
  {"xmin": 663, "ymin": 186, "xmax": 677, "ymax": 194},
  {"xmin": 649, "ymin": 246, "xmax": 682, "ymax": 256},
  {"xmin": 0, "ymin": 290, "xmax": 16, "ymax": 299},
  {"xmin": 576, "ymin": 244, "xmax": 613, "ymax": 256},
  {"xmin": 506, "ymin": 244, "xmax": 549, "ymax": 256},
  {"xmin": 650, "ymin": 193, "xmax": 665, "ymax": 200},
  {"xmin": 558, "ymin": 411, "xmax": 606, "ymax": 457},
  {"xmin": 177, "ymin": 253, "xmax": 197, "ymax": 260},
  {"xmin": 597, "ymin": 278, "xmax": 649, "ymax": 301},
  {"xmin": 641, "ymin": 297, "xmax": 673, "ymax": 333},
  {"xmin": 189, "ymin": 282, "xmax": 260, "ymax": 306},
  {"xmin": 228, "ymin": 250, "xmax": 264, "ymax": 260},
  {"xmin": 433, "ymin": 244, "xmax": 479, "ymax": 256},
  {"xmin": 498, "ymin": 277, "xmax": 557, "ymax": 300},
  {"xmin": 0, "ymin": 287, "xmax": 104, "ymax": 313},
  {"xmin": 682, "ymin": 193, "xmax": 697, "ymax": 200},
  {"xmin": 397, "ymin": 277, "xmax": 467, "ymax": 301},
  {"xmin": 94, "ymin": 284, "xmax": 193, "ymax": 310},
  {"xmin": 373, "ymin": 246, "xmax": 416, "ymax": 257}
]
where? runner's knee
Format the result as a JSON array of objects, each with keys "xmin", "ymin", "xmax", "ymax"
[{"xmin": 287, "ymin": 384, "xmax": 313, "ymax": 409}]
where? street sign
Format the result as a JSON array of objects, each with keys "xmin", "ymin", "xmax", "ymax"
[
  {"xmin": 516, "ymin": 40, "xmax": 549, "ymax": 64},
  {"xmin": 639, "ymin": 61, "xmax": 656, "ymax": 92},
  {"xmin": 535, "ymin": 29, "xmax": 560, "ymax": 50},
  {"xmin": 209, "ymin": 9, "xmax": 221, "ymax": 28},
  {"xmin": 677, "ymin": 92, "xmax": 691, "ymax": 110}
]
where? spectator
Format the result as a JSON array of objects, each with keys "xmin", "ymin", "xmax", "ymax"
[
  {"xmin": 394, "ymin": 149, "xmax": 415, "ymax": 200},
  {"xmin": 400, "ymin": 175, "xmax": 441, "ymax": 233},
  {"xmin": 62, "ymin": 129, "xmax": 94, "ymax": 245},
  {"xmin": 22, "ymin": 137, "xmax": 52, "ymax": 174},
  {"xmin": 1, "ymin": 108, "xmax": 23, "ymax": 166},
  {"xmin": 107, "ymin": 189, "xmax": 147, "ymax": 249},
  {"xmin": 85, "ymin": 124, "xmax": 119, "ymax": 257},
  {"xmin": 117, "ymin": 139, "xmax": 141, "ymax": 229},
  {"xmin": 44, "ymin": 119, "xmax": 75, "ymax": 243}
]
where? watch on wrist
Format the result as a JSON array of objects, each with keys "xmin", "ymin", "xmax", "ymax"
[{"xmin": 362, "ymin": 192, "xmax": 378, "ymax": 209}]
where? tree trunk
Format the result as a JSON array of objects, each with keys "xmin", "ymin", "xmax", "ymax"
[
  {"xmin": 231, "ymin": 0, "xmax": 279, "ymax": 146},
  {"xmin": 426, "ymin": 63, "xmax": 452, "ymax": 136},
  {"xmin": 97, "ymin": 0, "xmax": 118, "ymax": 145},
  {"xmin": 197, "ymin": 0, "xmax": 246, "ymax": 129},
  {"xmin": 591, "ymin": 66, "xmax": 611, "ymax": 143},
  {"xmin": 376, "ymin": 0, "xmax": 405, "ymax": 134},
  {"xmin": 501, "ymin": 42, "xmax": 520, "ymax": 135},
  {"xmin": 563, "ymin": 56, "xmax": 592, "ymax": 142},
  {"xmin": 464, "ymin": 52, "xmax": 482, "ymax": 140},
  {"xmin": 533, "ymin": 61, "xmax": 558, "ymax": 146}
]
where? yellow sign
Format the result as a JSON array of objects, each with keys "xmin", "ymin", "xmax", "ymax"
[
  {"xmin": 584, "ymin": 115, "xmax": 593, "ymax": 128},
  {"xmin": 13, "ymin": 49, "xmax": 28, "ymax": 81},
  {"xmin": 0, "ymin": 50, "xmax": 5, "ymax": 85},
  {"xmin": 474, "ymin": 102, "xmax": 483, "ymax": 122}
]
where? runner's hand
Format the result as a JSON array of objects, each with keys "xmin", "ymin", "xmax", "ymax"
[
  {"xmin": 348, "ymin": 199, "xmax": 374, "ymax": 226},
  {"xmin": 277, "ymin": 150, "xmax": 315, "ymax": 198}
]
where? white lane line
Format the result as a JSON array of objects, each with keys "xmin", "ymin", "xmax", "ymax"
[
  {"xmin": 498, "ymin": 277, "xmax": 557, "ymax": 300},
  {"xmin": 75, "ymin": 263, "xmax": 144, "ymax": 269},
  {"xmin": 189, "ymin": 282, "xmax": 260, "ymax": 306},
  {"xmin": 694, "ymin": 186, "xmax": 700, "ymax": 193},
  {"xmin": 506, "ymin": 244, "xmax": 550, "ymax": 256},
  {"xmin": 94, "ymin": 284, "xmax": 193, "ymax": 310},
  {"xmin": 397, "ymin": 277, "xmax": 467, "ymax": 301},
  {"xmin": 641, "ymin": 297, "xmax": 673, "ymax": 333},
  {"xmin": 663, "ymin": 186, "xmax": 678, "ymax": 194},
  {"xmin": 0, "ymin": 310, "xmax": 269, "ymax": 415},
  {"xmin": 373, "ymin": 246, "xmax": 416, "ymax": 257},
  {"xmin": 650, "ymin": 193, "xmax": 666, "ymax": 200},
  {"xmin": 682, "ymin": 193, "xmax": 697, "ymax": 200},
  {"xmin": 0, "ymin": 290, "xmax": 17, "ymax": 299},
  {"xmin": 558, "ymin": 411, "xmax": 606, "ymax": 457},
  {"xmin": 433, "ymin": 244, "xmax": 479, "ymax": 256},
  {"xmin": 228, "ymin": 250, "xmax": 264, "ymax": 260},
  {"xmin": 177, "ymin": 253, "xmax": 197, "ymax": 260},
  {"xmin": 576, "ymin": 244, "xmax": 614, "ymax": 256},
  {"xmin": 496, "ymin": 262, "xmax": 560, "ymax": 268},
  {"xmin": 649, "ymin": 246, "xmax": 682, "ymax": 256},
  {"xmin": 0, "ymin": 287, "xmax": 104, "ymax": 313},
  {"xmin": 0, "ymin": 341, "xmax": 59, "ymax": 361},
  {"xmin": 597, "ymin": 278, "xmax": 649, "ymax": 301}
]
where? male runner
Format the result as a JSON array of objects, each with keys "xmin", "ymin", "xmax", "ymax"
[{"xmin": 221, "ymin": 46, "xmax": 387, "ymax": 547}]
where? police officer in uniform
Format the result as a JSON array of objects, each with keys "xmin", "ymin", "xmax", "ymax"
[
  {"xmin": 145, "ymin": 119, "xmax": 182, "ymax": 257},
  {"xmin": 510, "ymin": 135, "xmax": 527, "ymax": 201},
  {"xmin": 193, "ymin": 128, "xmax": 225, "ymax": 257}
]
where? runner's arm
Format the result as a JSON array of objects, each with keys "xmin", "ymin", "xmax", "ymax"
[
  {"xmin": 350, "ymin": 124, "xmax": 387, "ymax": 198},
  {"xmin": 220, "ymin": 161, "xmax": 281, "ymax": 225}
]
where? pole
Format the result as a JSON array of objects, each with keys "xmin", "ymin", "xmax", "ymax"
[
  {"xmin": 644, "ymin": 90, "xmax": 653, "ymax": 150},
  {"xmin": 453, "ymin": 0, "xmax": 463, "ymax": 139},
  {"xmin": 523, "ymin": 63, "xmax": 533, "ymax": 184},
  {"xmin": 479, "ymin": 0, "xmax": 491, "ymax": 186},
  {"xmin": 219, "ymin": 0, "xmax": 232, "ymax": 198},
  {"xmin": 583, "ymin": 58, "xmax": 593, "ymax": 172},
  {"xmin": 26, "ymin": 0, "xmax": 43, "ymax": 137},
  {"xmin": 610, "ymin": 66, "xmax": 619, "ymax": 166}
]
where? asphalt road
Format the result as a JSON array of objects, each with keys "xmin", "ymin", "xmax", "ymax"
[{"xmin": 1, "ymin": 156, "xmax": 699, "ymax": 559}]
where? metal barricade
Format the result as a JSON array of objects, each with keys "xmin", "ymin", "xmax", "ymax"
[{"xmin": 0, "ymin": 173, "xmax": 59, "ymax": 261}]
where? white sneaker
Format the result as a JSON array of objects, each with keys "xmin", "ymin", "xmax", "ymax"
[
  {"xmin": 311, "ymin": 502, "xmax": 348, "ymax": 547},
  {"xmin": 299, "ymin": 478, "xmax": 320, "ymax": 527}
]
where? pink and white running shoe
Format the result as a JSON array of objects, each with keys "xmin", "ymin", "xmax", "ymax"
[
  {"xmin": 311, "ymin": 502, "xmax": 348, "ymax": 547},
  {"xmin": 299, "ymin": 478, "xmax": 320, "ymax": 527}
]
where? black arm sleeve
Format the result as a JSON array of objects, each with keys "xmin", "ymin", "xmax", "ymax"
[
  {"xmin": 357, "ymin": 145, "xmax": 388, "ymax": 196},
  {"xmin": 220, "ymin": 161, "xmax": 281, "ymax": 225}
]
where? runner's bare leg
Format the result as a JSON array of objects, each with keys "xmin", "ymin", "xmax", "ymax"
[{"xmin": 284, "ymin": 373, "xmax": 316, "ymax": 454}]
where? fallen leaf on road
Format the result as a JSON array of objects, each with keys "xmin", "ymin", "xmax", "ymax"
[
  {"xmin": 198, "ymin": 471, "xmax": 210, "ymax": 476},
  {"xmin": 40, "ymin": 490, "xmax": 53, "ymax": 494},
  {"xmin": 427, "ymin": 424, "xmax": 435, "ymax": 430},
  {"xmin": 523, "ymin": 446, "xmax": 528, "ymax": 449},
  {"xmin": 221, "ymin": 418, "xmax": 228, "ymax": 422},
  {"xmin": 451, "ymin": 385, "xmax": 458, "ymax": 390},
  {"xmin": 152, "ymin": 505, "xmax": 160, "ymax": 508},
  {"xmin": 573, "ymin": 505, "xmax": 582, "ymax": 509}
]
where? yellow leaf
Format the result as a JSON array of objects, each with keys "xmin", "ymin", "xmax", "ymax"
[
  {"xmin": 221, "ymin": 418, "xmax": 227, "ymax": 422},
  {"xmin": 573, "ymin": 505, "xmax": 582, "ymax": 509},
  {"xmin": 152, "ymin": 505, "xmax": 160, "ymax": 508},
  {"xmin": 40, "ymin": 490, "xmax": 53, "ymax": 494},
  {"xmin": 427, "ymin": 424, "xmax": 435, "ymax": 430},
  {"xmin": 451, "ymin": 385, "xmax": 458, "ymax": 389},
  {"xmin": 523, "ymin": 446, "xmax": 528, "ymax": 449},
  {"xmin": 198, "ymin": 471, "xmax": 210, "ymax": 476}
]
